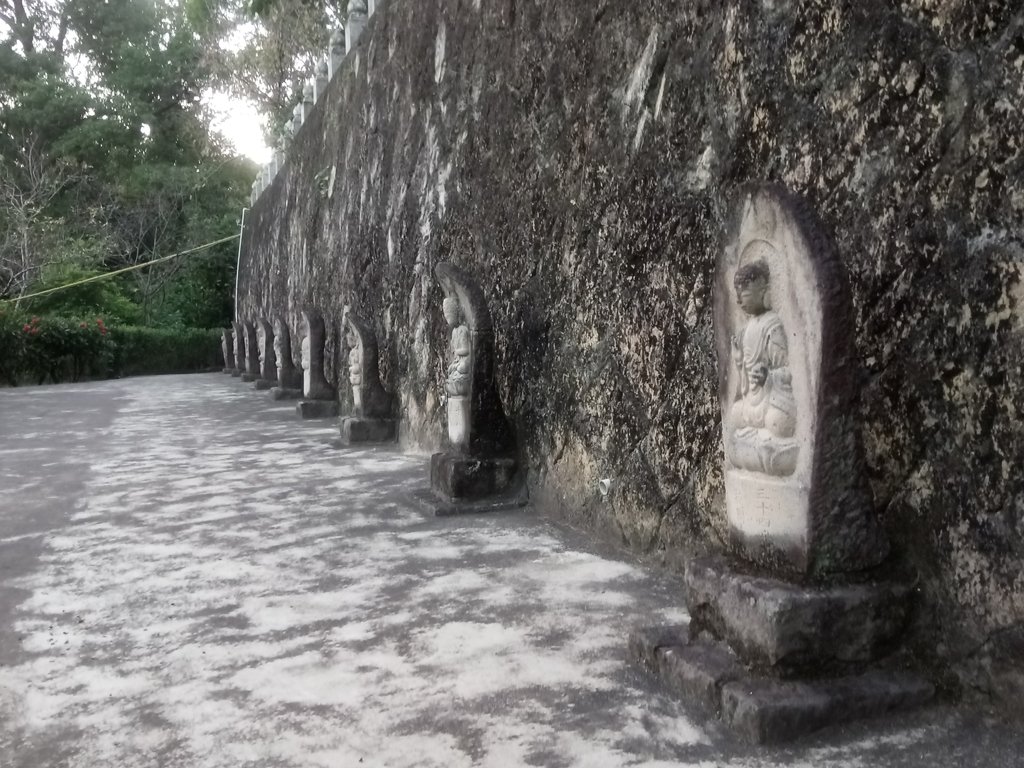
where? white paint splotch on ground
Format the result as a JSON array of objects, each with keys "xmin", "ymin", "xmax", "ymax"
[{"xmin": 0, "ymin": 376, "xmax": 1019, "ymax": 768}]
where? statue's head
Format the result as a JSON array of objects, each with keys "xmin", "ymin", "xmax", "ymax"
[
  {"xmin": 302, "ymin": 82, "xmax": 314, "ymax": 102},
  {"xmin": 734, "ymin": 260, "xmax": 770, "ymax": 315},
  {"xmin": 317, "ymin": 60, "xmax": 329, "ymax": 78},
  {"xmin": 442, "ymin": 296, "xmax": 462, "ymax": 327},
  {"xmin": 345, "ymin": 323, "xmax": 359, "ymax": 350},
  {"xmin": 330, "ymin": 28, "xmax": 344, "ymax": 49}
]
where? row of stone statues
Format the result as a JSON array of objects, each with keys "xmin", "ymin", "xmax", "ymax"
[
  {"xmin": 250, "ymin": 0, "xmax": 376, "ymax": 204},
  {"xmin": 226, "ymin": 183, "xmax": 932, "ymax": 742}
]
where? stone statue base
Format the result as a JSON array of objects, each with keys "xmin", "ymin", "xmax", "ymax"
[
  {"xmin": 254, "ymin": 379, "xmax": 276, "ymax": 391},
  {"xmin": 409, "ymin": 487, "xmax": 528, "ymax": 517},
  {"xmin": 431, "ymin": 452, "xmax": 516, "ymax": 501},
  {"xmin": 221, "ymin": 368, "xmax": 233, "ymax": 374},
  {"xmin": 296, "ymin": 400, "xmax": 339, "ymax": 419},
  {"xmin": 628, "ymin": 556, "xmax": 933, "ymax": 743},
  {"xmin": 269, "ymin": 387, "xmax": 303, "ymax": 401},
  {"xmin": 339, "ymin": 416, "xmax": 395, "ymax": 444},
  {"xmin": 409, "ymin": 452, "xmax": 524, "ymax": 516},
  {"xmin": 725, "ymin": 469, "xmax": 808, "ymax": 571},
  {"xmin": 230, "ymin": 369, "xmax": 242, "ymax": 377},
  {"xmin": 240, "ymin": 373, "xmax": 257, "ymax": 382}
]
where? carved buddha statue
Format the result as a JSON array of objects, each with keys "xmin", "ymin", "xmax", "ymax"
[
  {"xmin": 443, "ymin": 296, "xmax": 471, "ymax": 397},
  {"xmin": 346, "ymin": 326, "xmax": 362, "ymax": 388},
  {"xmin": 726, "ymin": 260, "xmax": 798, "ymax": 476},
  {"xmin": 256, "ymin": 325, "xmax": 267, "ymax": 368}
]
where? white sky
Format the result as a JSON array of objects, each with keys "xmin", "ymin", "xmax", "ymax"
[
  {"xmin": 205, "ymin": 21, "xmax": 270, "ymax": 165},
  {"xmin": 206, "ymin": 89, "xmax": 271, "ymax": 164}
]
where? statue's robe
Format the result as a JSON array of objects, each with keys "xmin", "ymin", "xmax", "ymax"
[
  {"xmin": 446, "ymin": 325, "xmax": 471, "ymax": 397},
  {"xmin": 728, "ymin": 310, "xmax": 799, "ymax": 475}
]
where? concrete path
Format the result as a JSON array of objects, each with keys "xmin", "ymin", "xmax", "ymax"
[{"xmin": 0, "ymin": 375, "xmax": 1020, "ymax": 767}]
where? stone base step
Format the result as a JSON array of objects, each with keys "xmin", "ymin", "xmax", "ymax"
[
  {"xmin": 685, "ymin": 556, "xmax": 910, "ymax": 675},
  {"xmin": 296, "ymin": 400, "xmax": 339, "ymax": 419},
  {"xmin": 270, "ymin": 387, "xmax": 303, "ymax": 401},
  {"xmin": 340, "ymin": 416, "xmax": 396, "ymax": 444},
  {"xmin": 628, "ymin": 624, "xmax": 933, "ymax": 744},
  {"xmin": 409, "ymin": 488, "xmax": 528, "ymax": 517}
]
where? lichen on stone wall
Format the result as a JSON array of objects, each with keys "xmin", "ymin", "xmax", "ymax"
[{"xmin": 239, "ymin": 0, "xmax": 1024, "ymax": 716}]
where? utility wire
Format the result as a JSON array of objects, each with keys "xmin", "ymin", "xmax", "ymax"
[{"xmin": 0, "ymin": 234, "xmax": 241, "ymax": 305}]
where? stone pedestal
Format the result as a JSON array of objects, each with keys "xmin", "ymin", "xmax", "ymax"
[
  {"xmin": 346, "ymin": 11, "xmax": 367, "ymax": 53},
  {"xmin": 627, "ymin": 621, "xmax": 933, "ymax": 745},
  {"xmin": 430, "ymin": 452, "xmax": 516, "ymax": 501},
  {"xmin": 412, "ymin": 453, "xmax": 524, "ymax": 517},
  {"xmin": 296, "ymin": 400, "xmax": 339, "ymax": 419},
  {"xmin": 338, "ymin": 307, "xmax": 395, "ymax": 445},
  {"xmin": 684, "ymin": 557, "xmax": 912, "ymax": 675},
  {"xmin": 240, "ymin": 373, "xmax": 256, "ymax": 382},
  {"xmin": 411, "ymin": 263, "xmax": 523, "ymax": 516},
  {"xmin": 339, "ymin": 416, "xmax": 395, "ymax": 444},
  {"xmin": 629, "ymin": 184, "xmax": 932, "ymax": 743},
  {"xmin": 270, "ymin": 386, "xmax": 303, "ymax": 401},
  {"xmin": 254, "ymin": 379, "xmax": 275, "ymax": 390}
]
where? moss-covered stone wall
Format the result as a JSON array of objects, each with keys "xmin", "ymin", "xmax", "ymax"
[{"xmin": 238, "ymin": 0, "xmax": 1024, "ymax": 715}]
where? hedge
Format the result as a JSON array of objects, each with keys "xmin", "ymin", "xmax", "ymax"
[
  {"xmin": 108, "ymin": 326, "xmax": 223, "ymax": 377},
  {"xmin": 0, "ymin": 310, "xmax": 223, "ymax": 385}
]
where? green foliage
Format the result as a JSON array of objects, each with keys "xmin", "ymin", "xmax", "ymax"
[
  {"xmin": 0, "ymin": 309, "xmax": 222, "ymax": 385},
  {"xmin": 108, "ymin": 326, "xmax": 223, "ymax": 377},
  {"xmin": 0, "ymin": 306, "xmax": 28, "ymax": 385},
  {"xmin": 0, "ymin": 313, "xmax": 114, "ymax": 385},
  {"xmin": 1, "ymin": 0, "xmax": 251, "ymax": 329},
  {"xmin": 23, "ymin": 263, "xmax": 143, "ymax": 325}
]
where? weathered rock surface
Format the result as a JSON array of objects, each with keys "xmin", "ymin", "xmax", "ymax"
[
  {"xmin": 237, "ymin": 0, "xmax": 1024, "ymax": 714},
  {"xmin": 685, "ymin": 556, "xmax": 910, "ymax": 675},
  {"xmin": 628, "ymin": 622, "xmax": 934, "ymax": 743}
]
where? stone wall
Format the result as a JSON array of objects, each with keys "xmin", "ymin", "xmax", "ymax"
[{"xmin": 237, "ymin": 0, "xmax": 1024, "ymax": 715}]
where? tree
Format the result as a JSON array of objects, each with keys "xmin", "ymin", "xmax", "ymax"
[
  {"xmin": 0, "ymin": 139, "xmax": 74, "ymax": 298},
  {"xmin": 189, "ymin": 0, "xmax": 342, "ymax": 141},
  {"xmin": 0, "ymin": 0, "xmax": 252, "ymax": 327}
]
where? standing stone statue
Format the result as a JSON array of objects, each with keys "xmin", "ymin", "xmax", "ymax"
[
  {"xmin": 314, "ymin": 61, "xmax": 329, "ymax": 102},
  {"xmin": 629, "ymin": 183, "xmax": 931, "ymax": 744},
  {"xmin": 254, "ymin": 318, "xmax": 278, "ymax": 390},
  {"xmin": 296, "ymin": 309, "xmax": 338, "ymax": 419},
  {"xmin": 221, "ymin": 328, "xmax": 234, "ymax": 374},
  {"xmin": 270, "ymin": 317, "xmax": 303, "ymax": 400},
  {"xmin": 300, "ymin": 82, "xmax": 315, "ymax": 121},
  {"xmin": 328, "ymin": 28, "xmax": 345, "ymax": 79},
  {"xmin": 346, "ymin": 0, "xmax": 368, "ymax": 53},
  {"xmin": 231, "ymin": 320, "xmax": 245, "ymax": 376},
  {"xmin": 714, "ymin": 185, "xmax": 887, "ymax": 574},
  {"xmin": 412, "ymin": 262, "xmax": 520, "ymax": 515},
  {"xmin": 338, "ymin": 306, "xmax": 395, "ymax": 444},
  {"xmin": 241, "ymin": 320, "xmax": 260, "ymax": 381}
]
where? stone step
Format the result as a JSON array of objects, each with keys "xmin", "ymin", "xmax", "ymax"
[
  {"xmin": 685, "ymin": 555, "xmax": 910, "ymax": 675},
  {"xmin": 628, "ymin": 624, "xmax": 933, "ymax": 744}
]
